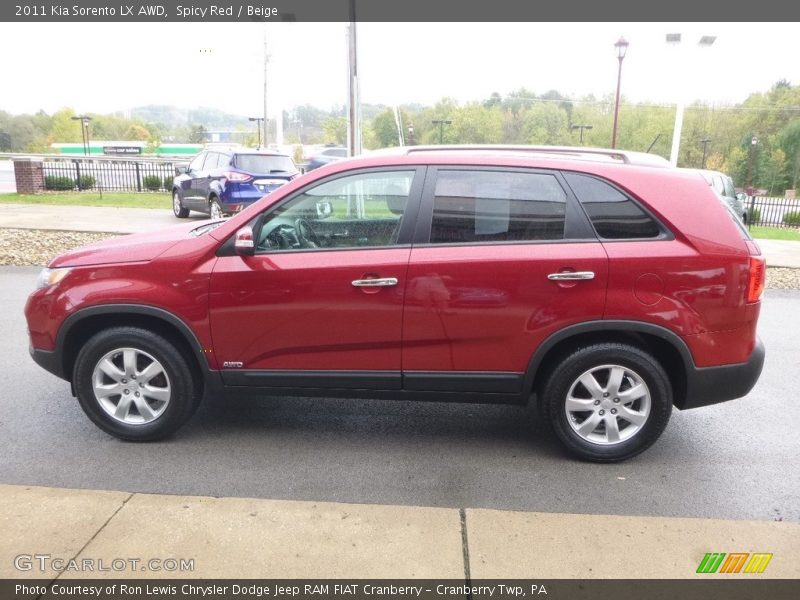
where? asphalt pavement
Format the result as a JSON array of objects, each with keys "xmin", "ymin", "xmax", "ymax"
[{"xmin": 1, "ymin": 266, "xmax": 798, "ymax": 522}]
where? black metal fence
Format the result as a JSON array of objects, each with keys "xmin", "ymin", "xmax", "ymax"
[
  {"xmin": 747, "ymin": 196, "xmax": 800, "ymax": 228},
  {"xmin": 42, "ymin": 157, "xmax": 177, "ymax": 193}
]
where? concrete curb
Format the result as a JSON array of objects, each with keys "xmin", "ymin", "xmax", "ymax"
[{"xmin": 1, "ymin": 484, "xmax": 798, "ymax": 580}]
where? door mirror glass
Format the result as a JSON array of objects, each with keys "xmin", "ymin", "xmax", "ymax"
[
  {"xmin": 234, "ymin": 225, "xmax": 255, "ymax": 256},
  {"xmin": 175, "ymin": 164, "xmax": 189, "ymax": 175}
]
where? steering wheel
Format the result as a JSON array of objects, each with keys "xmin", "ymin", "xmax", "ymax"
[{"xmin": 294, "ymin": 218, "xmax": 321, "ymax": 248}]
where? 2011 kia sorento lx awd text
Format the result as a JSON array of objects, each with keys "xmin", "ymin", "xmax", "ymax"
[{"xmin": 24, "ymin": 146, "xmax": 766, "ymax": 462}]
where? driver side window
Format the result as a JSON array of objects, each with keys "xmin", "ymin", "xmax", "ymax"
[{"xmin": 255, "ymin": 170, "xmax": 415, "ymax": 253}]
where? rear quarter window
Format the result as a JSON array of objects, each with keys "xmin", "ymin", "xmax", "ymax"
[{"xmin": 564, "ymin": 172, "xmax": 661, "ymax": 239}]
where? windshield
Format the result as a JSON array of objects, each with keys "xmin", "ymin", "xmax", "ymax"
[{"xmin": 234, "ymin": 154, "xmax": 296, "ymax": 174}]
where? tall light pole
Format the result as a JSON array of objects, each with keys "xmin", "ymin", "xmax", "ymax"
[
  {"xmin": 668, "ymin": 33, "xmax": 716, "ymax": 167},
  {"xmin": 71, "ymin": 115, "xmax": 92, "ymax": 155},
  {"xmin": 611, "ymin": 36, "xmax": 628, "ymax": 150},
  {"xmin": 432, "ymin": 119, "xmax": 452, "ymax": 144},
  {"xmin": 570, "ymin": 123, "xmax": 593, "ymax": 145},
  {"xmin": 249, "ymin": 117, "xmax": 264, "ymax": 148}
]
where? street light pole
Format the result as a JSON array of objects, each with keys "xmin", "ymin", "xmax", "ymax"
[
  {"xmin": 431, "ymin": 119, "xmax": 452, "ymax": 144},
  {"xmin": 71, "ymin": 115, "xmax": 92, "ymax": 155},
  {"xmin": 699, "ymin": 138, "xmax": 712, "ymax": 168},
  {"xmin": 248, "ymin": 117, "xmax": 264, "ymax": 148},
  {"xmin": 570, "ymin": 124, "xmax": 593, "ymax": 145},
  {"xmin": 747, "ymin": 135, "xmax": 759, "ymax": 194},
  {"xmin": 611, "ymin": 36, "xmax": 628, "ymax": 150}
]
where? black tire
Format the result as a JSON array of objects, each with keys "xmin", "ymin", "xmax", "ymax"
[
  {"xmin": 173, "ymin": 189, "xmax": 189, "ymax": 218},
  {"xmin": 73, "ymin": 327, "xmax": 201, "ymax": 441},
  {"xmin": 209, "ymin": 197, "xmax": 224, "ymax": 220},
  {"xmin": 540, "ymin": 343, "xmax": 672, "ymax": 462}
]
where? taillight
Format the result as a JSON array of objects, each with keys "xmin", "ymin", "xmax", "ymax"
[
  {"xmin": 222, "ymin": 171, "xmax": 253, "ymax": 183},
  {"xmin": 746, "ymin": 256, "xmax": 766, "ymax": 303}
]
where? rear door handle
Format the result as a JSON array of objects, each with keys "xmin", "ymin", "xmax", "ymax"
[
  {"xmin": 351, "ymin": 277, "xmax": 399, "ymax": 287},
  {"xmin": 547, "ymin": 271, "xmax": 595, "ymax": 281}
]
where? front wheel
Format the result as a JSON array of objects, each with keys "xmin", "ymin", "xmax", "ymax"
[
  {"xmin": 541, "ymin": 343, "xmax": 672, "ymax": 462},
  {"xmin": 73, "ymin": 327, "xmax": 201, "ymax": 441}
]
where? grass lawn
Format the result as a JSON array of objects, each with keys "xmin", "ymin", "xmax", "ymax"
[
  {"xmin": 0, "ymin": 192, "xmax": 170, "ymax": 209},
  {"xmin": 750, "ymin": 226, "xmax": 800, "ymax": 241}
]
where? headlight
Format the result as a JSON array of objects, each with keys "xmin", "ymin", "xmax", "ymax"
[{"xmin": 36, "ymin": 267, "xmax": 72, "ymax": 290}]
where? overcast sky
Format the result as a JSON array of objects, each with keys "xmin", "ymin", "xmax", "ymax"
[{"xmin": 0, "ymin": 22, "xmax": 797, "ymax": 117}]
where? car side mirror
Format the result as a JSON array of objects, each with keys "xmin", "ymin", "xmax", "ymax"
[
  {"xmin": 234, "ymin": 225, "xmax": 255, "ymax": 256},
  {"xmin": 176, "ymin": 164, "xmax": 189, "ymax": 175},
  {"xmin": 316, "ymin": 201, "xmax": 333, "ymax": 218},
  {"xmin": 736, "ymin": 192, "xmax": 748, "ymax": 202}
]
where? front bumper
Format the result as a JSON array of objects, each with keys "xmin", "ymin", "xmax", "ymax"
[
  {"xmin": 30, "ymin": 344, "xmax": 66, "ymax": 380},
  {"xmin": 679, "ymin": 337, "xmax": 765, "ymax": 409}
]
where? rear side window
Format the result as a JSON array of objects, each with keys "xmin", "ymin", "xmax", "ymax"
[
  {"xmin": 565, "ymin": 173, "xmax": 660, "ymax": 239},
  {"xmin": 430, "ymin": 170, "xmax": 567, "ymax": 243}
]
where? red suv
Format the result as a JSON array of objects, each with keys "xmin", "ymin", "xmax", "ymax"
[{"xmin": 25, "ymin": 146, "xmax": 766, "ymax": 461}]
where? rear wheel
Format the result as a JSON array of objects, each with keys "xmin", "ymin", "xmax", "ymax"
[
  {"xmin": 173, "ymin": 189, "xmax": 189, "ymax": 218},
  {"xmin": 209, "ymin": 197, "xmax": 223, "ymax": 220},
  {"xmin": 73, "ymin": 327, "xmax": 200, "ymax": 441},
  {"xmin": 541, "ymin": 343, "xmax": 672, "ymax": 462}
]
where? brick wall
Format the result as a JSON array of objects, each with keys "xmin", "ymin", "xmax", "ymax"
[{"xmin": 13, "ymin": 159, "xmax": 44, "ymax": 194}]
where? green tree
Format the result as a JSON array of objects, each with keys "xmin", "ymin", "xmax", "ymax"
[
  {"xmin": 370, "ymin": 108, "xmax": 402, "ymax": 148},
  {"xmin": 321, "ymin": 117, "xmax": 347, "ymax": 145},
  {"xmin": 188, "ymin": 125, "xmax": 208, "ymax": 143},
  {"xmin": 48, "ymin": 108, "xmax": 82, "ymax": 143}
]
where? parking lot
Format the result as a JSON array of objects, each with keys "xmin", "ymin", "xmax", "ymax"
[{"xmin": 1, "ymin": 266, "xmax": 797, "ymax": 523}]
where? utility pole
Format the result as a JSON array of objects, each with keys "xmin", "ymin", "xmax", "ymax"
[
  {"xmin": 263, "ymin": 25, "xmax": 270, "ymax": 147},
  {"xmin": 346, "ymin": 11, "xmax": 361, "ymax": 157}
]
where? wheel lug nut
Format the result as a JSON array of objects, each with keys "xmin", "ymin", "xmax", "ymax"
[
  {"xmin": 613, "ymin": 397, "xmax": 619, "ymax": 403},
  {"xmin": 594, "ymin": 400, "xmax": 600, "ymax": 405},
  {"xmin": 599, "ymin": 410, "xmax": 605, "ymax": 416},
  {"xmin": 135, "ymin": 392, "xmax": 140, "ymax": 397},
  {"xmin": 121, "ymin": 379, "xmax": 127, "ymax": 383},
  {"xmin": 123, "ymin": 389, "xmax": 129, "ymax": 394},
  {"xmin": 603, "ymin": 392, "xmax": 609, "ymax": 397},
  {"xmin": 131, "ymin": 375, "xmax": 137, "ymax": 380},
  {"xmin": 611, "ymin": 408, "xmax": 617, "ymax": 414}
]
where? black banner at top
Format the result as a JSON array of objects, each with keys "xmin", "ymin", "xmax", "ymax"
[{"xmin": 2, "ymin": 0, "xmax": 800, "ymax": 22}]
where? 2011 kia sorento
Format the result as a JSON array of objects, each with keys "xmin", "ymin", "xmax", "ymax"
[{"xmin": 25, "ymin": 146, "xmax": 766, "ymax": 462}]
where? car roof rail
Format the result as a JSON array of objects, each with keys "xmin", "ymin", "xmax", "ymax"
[{"xmin": 391, "ymin": 145, "xmax": 671, "ymax": 168}]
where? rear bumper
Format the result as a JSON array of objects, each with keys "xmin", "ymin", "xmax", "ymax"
[{"xmin": 680, "ymin": 337, "xmax": 765, "ymax": 409}]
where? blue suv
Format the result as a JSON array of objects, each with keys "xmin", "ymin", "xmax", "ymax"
[{"xmin": 172, "ymin": 149, "xmax": 299, "ymax": 219}]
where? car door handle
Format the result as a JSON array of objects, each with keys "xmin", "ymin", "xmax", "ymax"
[
  {"xmin": 351, "ymin": 277, "xmax": 399, "ymax": 287},
  {"xmin": 547, "ymin": 271, "xmax": 595, "ymax": 281}
]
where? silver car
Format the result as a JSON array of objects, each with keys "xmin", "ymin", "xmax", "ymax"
[{"xmin": 695, "ymin": 169, "xmax": 748, "ymax": 224}]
